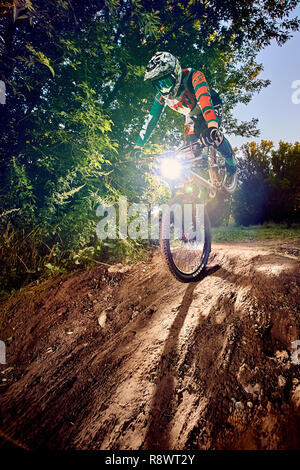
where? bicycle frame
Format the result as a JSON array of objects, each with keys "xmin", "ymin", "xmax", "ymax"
[
  {"xmin": 190, "ymin": 147, "xmax": 224, "ymax": 196},
  {"xmin": 157, "ymin": 142, "xmax": 236, "ymax": 282},
  {"xmin": 156, "ymin": 144, "xmax": 225, "ymax": 199}
]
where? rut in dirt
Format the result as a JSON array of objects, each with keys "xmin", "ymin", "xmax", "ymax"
[{"xmin": 0, "ymin": 242, "xmax": 299, "ymax": 450}]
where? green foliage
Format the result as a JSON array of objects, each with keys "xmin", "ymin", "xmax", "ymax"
[
  {"xmin": 0, "ymin": 0, "xmax": 299, "ymax": 293},
  {"xmin": 212, "ymin": 222, "xmax": 300, "ymax": 243},
  {"xmin": 268, "ymin": 142, "xmax": 300, "ymax": 223},
  {"xmin": 8, "ymin": 156, "xmax": 36, "ymax": 225},
  {"xmin": 233, "ymin": 141, "xmax": 300, "ymax": 226}
]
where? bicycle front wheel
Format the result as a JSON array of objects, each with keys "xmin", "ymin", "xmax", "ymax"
[{"xmin": 160, "ymin": 200, "xmax": 211, "ymax": 283}]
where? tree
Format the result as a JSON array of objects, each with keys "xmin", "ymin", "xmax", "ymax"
[
  {"xmin": 232, "ymin": 140, "xmax": 300, "ymax": 225},
  {"xmin": 0, "ymin": 1, "xmax": 299, "ymax": 291},
  {"xmin": 233, "ymin": 141, "xmax": 273, "ymax": 225},
  {"xmin": 268, "ymin": 141, "xmax": 300, "ymax": 223}
]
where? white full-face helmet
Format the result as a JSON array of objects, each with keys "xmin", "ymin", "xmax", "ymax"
[{"xmin": 144, "ymin": 51, "xmax": 182, "ymax": 99}]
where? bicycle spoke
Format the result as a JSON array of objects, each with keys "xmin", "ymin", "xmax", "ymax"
[{"xmin": 167, "ymin": 216, "xmax": 205, "ymax": 275}]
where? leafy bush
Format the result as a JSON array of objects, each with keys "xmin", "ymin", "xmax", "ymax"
[{"xmin": 233, "ymin": 141, "xmax": 300, "ymax": 226}]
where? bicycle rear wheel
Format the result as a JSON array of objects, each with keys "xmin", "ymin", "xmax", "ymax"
[
  {"xmin": 208, "ymin": 147, "xmax": 237, "ymax": 195},
  {"xmin": 160, "ymin": 199, "xmax": 211, "ymax": 283}
]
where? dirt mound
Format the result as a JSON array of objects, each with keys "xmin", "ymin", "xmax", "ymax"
[{"xmin": 0, "ymin": 242, "xmax": 299, "ymax": 450}]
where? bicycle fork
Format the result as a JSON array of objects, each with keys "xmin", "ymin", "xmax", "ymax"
[{"xmin": 189, "ymin": 147, "xmax": 222, "ymax": 198}]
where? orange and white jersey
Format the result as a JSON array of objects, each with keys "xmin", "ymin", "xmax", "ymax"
[{"xmin": 136, "ymin": 68, "xmax": 222, "ymax": 147}]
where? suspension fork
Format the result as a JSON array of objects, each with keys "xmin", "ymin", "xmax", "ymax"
[
  {"xmin": 208, "ymin": 147, "xmax": 222, "ymax": 188},
  {"xmin": 186, "ymin": 147, "xmax": 220, "ymax": 198}
]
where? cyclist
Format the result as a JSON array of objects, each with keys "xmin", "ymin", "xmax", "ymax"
[{"xmin": 132, "ymin": 51, "xmax": 237, "ymax": 176}]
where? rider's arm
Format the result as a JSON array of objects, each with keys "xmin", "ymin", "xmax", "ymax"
[
  {"xmin": 135, "ymin": 92, "xmax": 166, "ymax": 148},
  {"xmin": 192, "ymin": 71, "xmax": 219, "ymax": 128}
]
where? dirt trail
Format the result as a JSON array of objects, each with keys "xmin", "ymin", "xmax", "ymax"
[{"xmin": 0, "ymin": 241, "xmax": 299, "ymax": 450}]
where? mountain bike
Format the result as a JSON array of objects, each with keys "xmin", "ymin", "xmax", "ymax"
[{"xmin": 153, "ymin": 142, "xmax": 237, "ymax": 283}]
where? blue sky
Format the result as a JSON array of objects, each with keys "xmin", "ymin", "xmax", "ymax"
[{"xmin": 230, "ymin": 4, "xmax": 300, "ymax": 149}]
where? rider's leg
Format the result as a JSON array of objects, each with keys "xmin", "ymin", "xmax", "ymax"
[
  {"xmin": 184, "ymin": 116, "xmax": 203, "ymax": 158},
  {"xmin": 184, "ymin": 116, "xmax": 197, "ymax": 145},
  {"xmin": 186, "ymin": 113, "xmax": 236, "ymax": 174},
  {"xmin": 207, "ymin": 104, "xmax": 237, "ymax": 175},
  {"xmin": 216, "ymin": 136, "xmax": 237, "ymax": 175}
]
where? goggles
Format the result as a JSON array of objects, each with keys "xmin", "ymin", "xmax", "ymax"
[{"xmin": 153, "ymin": 75, "xmax": 175, "ymax": 95}]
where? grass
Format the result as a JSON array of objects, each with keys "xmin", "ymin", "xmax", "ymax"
[{"xmin": 211, "ymin": 223, "xmax": 300, "ymax": 242}]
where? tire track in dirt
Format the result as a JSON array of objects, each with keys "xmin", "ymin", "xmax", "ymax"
[{"xmin": 0, "ymin": 241, "xmax": 299, "ymax": 450}]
